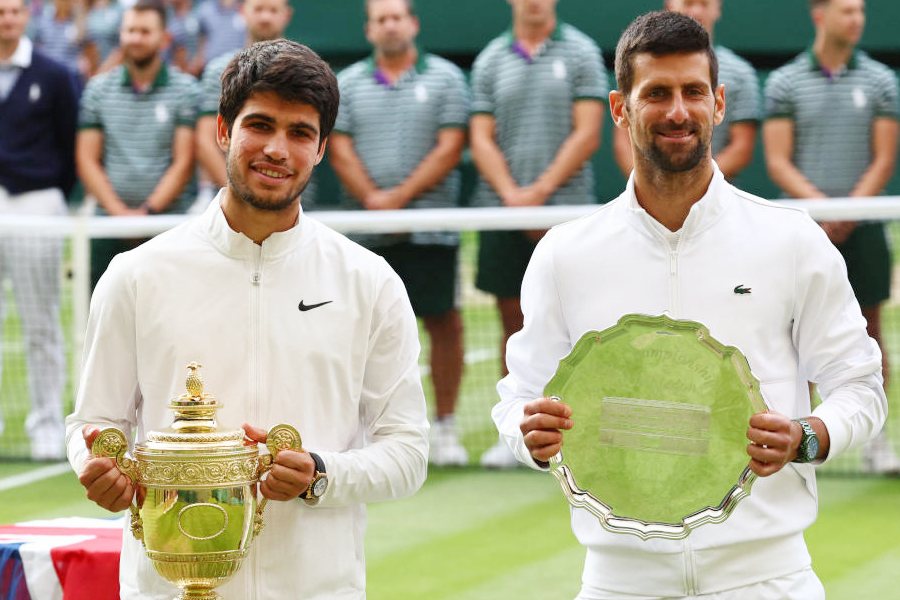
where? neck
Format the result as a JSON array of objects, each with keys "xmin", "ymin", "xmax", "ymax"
[
  {"xmin": 632, "ymin": 160, "xmax": 714, "ymax": 232},
  {"xmin": 0, "ymin": 37, "xmax": 20, "ymax": 62},
  {"xmin": 813, "ymin": 33, "xmax": 854, "ymax": 71},
  {"xmin": 376, "ymin": 46, "xmax": 417, "ymax": 76},
  {"xmin": 220, "ymin": 188, "xmax": 300, "ymax": 245},
  {"xmin": 127, "ymin": 55, "xmax": 162, "ymax": 87},
  {"xmin": 514, "ymin": 16, "xmax": 555, "ymax": 47}
]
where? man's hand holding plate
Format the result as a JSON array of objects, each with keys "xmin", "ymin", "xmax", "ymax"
[{"xmin": 520, "ymin": 397, "xmax": 574, "ymax": 464}]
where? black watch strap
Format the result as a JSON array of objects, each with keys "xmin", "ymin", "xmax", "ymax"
[{"xmin": 309, "ymin": 452, "xmax": 326, "ymax": 474}]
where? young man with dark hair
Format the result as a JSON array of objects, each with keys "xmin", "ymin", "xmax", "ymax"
[
  {"xmin": 67, "ymin": 39, "xmax": 428, "ymax": 599},
  {"xmin": 492, "ymin": 11, "xmax": 885, "ymax": 598},
  {"xmin": 0, "ymin": 0, "xmax": 79, "ymax": 460},
  {"xmin": 76, "ymin": 0, "xmax": 200, "ymax": 289},
  {"xmin": 328, "ymin": 0, "xmax": 470, "ymax": 466},
  {"xmin": 764, "ymin": 0, "xmax": 900, "ymax": 474},
  {"xmin": 195, "ymin": 0, "xmax": 293, "ymax": 191},
  {"xmin": 613, "ymin": 0, "xmax": 760, "ymax": 180}
]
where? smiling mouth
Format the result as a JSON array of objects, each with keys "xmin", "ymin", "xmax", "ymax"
[{"xmin": 253, "ymin": 166, "xmax": 291, "ymax": 179}]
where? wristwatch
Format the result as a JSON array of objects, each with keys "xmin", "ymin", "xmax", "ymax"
[
  {"xmin": 792, "ymin": 418, "xmax": 820, "ymax": 463},
  {"xmin": 301, "ymin": 452, "xmax": 328, "ymax": 506}
]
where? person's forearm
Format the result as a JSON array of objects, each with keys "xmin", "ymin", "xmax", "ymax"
[
  {"xmin": 471, "ymin": 135, "xmax": 518, "ymax": 199},
  {"xmin": 767, "ymin": 157, "xmax": 824, "ymax": 199},
  {"xmin": 532, "ymin": 126, "xmax": 600, "ymax": 198},
  {"xmin": 144, "ymin": 157, "xmax": 195, "ymax": 212},
  {"xmin": 394, "ymin": 133, "xmax": 464, "ymax": 205},
  {"xmin": 196, "ymin": 117, "xmax": 227, "ymax": 188},
  {"xmin": 713, "ymin": 124, "xmax": 757, "ymax": 180},
  {"xmin": 78, "ymin": 157, "xmax": 129, "ymax": 213},
  {"xmin": 850, "ymin": 156, "xmax": 895, "ymax": 198},
  {"xmin": 330, "ymin": 139, "xmax": 379, "ymax": 204}
]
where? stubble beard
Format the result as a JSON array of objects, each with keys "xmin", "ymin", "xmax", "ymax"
[
  {"xmin": 642, "ymin": 134, "xmax": 709, "ymax": 173},
  {"xmin": 225, "ymin": 152, "xmax": 309, "ymax": 213}
]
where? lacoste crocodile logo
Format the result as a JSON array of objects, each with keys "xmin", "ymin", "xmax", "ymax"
[
  {"xmin": 298, "ymin": 300, "xmax": 333, "ymax": 312},
  {"xmin": 733, "ymin": 285, "xmax": 751, "ymax": 295}
]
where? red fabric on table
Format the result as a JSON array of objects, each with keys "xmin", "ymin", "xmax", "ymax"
[{"xmin": 0, "ymin": 525, "xmax": 121, "ymax": 600}]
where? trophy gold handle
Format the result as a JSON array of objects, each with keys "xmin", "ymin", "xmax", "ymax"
[
  {"xmin": 253, "ymin": 424, "xmax": 303, "ymax": 538},
  {"xmin": 91, "ymin": 428, "xmax": 144, "ymax": 541}
]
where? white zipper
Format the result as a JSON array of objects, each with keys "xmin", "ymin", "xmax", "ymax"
[
  {"xmin": 683, "ymin": 536, "xmax": 698, "ymax": 595},
  {"xmin": 249, "ymin": 243, "xmax": 263, "ymax": 600},
  {"xmin": 668, "ymin": 232, "xmax": 681, "ymax": 316}
]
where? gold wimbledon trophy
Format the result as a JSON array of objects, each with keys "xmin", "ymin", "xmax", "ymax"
[{"xmin": 91, "ymin": 362, "xmax": 302, "ymax": 600}]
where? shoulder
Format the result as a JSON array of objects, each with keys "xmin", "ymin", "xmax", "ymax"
[
  {"xmin": 473, "ymin": 33, "xmax": 509, "ymax": 67},
  {"xmin": 424, "ymin": 54, "xmax": 466, "ymax": 80},
  {"xmin": 856, "ymin": 52, "xmax": 897, "ymax": 81},
  {"xmin": 336, "ymin": 59, "xmax": 369, "ymax": 84},
  {"xmin": 168, "ymin": 66, "xmax": 199, "ymax": 88},
  {"xmin": 768, "ymin": 52, "xmax": 808, "ymax": 81},
  {"xmin": 83, "ymin": 67, "xmax": 121, "ymax": 93},
  {"xmin": 303, "ymin": 218, "xmax": 399, "ymax": 281},
  {"xmin": 715, "ymin": 46, "xmax": 756, "ymax": 75},
  {"xmin": 726, "ymin": 184, "xmax": 820, "ymax": 235},
  {"xmin": 205, "ymin": 52, "xmax": 236, "ymax": 76},
  {"xmin": 559, "ymin": 23, "xmax": 600, "ymax": 51}
]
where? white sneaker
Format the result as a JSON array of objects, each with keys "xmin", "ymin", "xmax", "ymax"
[
  {"xmin": 861, "ymin": 432, "xmax": 900, "ymax": 475},
  {"xmin": 429, "ymin": 418, "xmax": 469, "ymax": 467},
  {"xmin": 480, "ymin": 439, "xmax": 520, "ymax": 469}
]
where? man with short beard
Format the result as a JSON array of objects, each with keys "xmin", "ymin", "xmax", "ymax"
[
  {"xmin": 76, "ymin": 0, "xmax": 199, "ymax": 288},
  {"xmin": 196, "ymin": 0, "xmax": 292, "ymax": 191},
  {"xmin": 66, "ymin": 39, "xmax": 428, "ymax": 599},
  {"xmin": 491, "ymin": 11, "xmax": 884, "ymax": 598}
]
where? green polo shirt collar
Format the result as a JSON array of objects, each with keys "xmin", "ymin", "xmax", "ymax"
[
  {"xmin": 120, "ymin": 62, "xmax": 170, "ymax": 91},
  {"xmin": 806, "ymin": 46, "xmax": 859, "ymax": 73},
  {"xmin": 365, "ymin": 48, "xmax": 428, "ymax": 78}
]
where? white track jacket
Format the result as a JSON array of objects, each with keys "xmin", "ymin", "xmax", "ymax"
[
  {"xmin": 66, "ymin": 195, "xmax": 429, "ymax": 599},
  {"xmin": 493, "ymin": 165, "xmax": 887, "ymax": 597}
]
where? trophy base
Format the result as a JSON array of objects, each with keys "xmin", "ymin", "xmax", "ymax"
[{"xmin": 177, "ymin": 589, "xmax": 220, "ymax": 600}]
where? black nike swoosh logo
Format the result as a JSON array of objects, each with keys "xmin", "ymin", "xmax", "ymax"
[{"xmin": 298, "ymin": 300, "xmax": 333, "ymax": 312}]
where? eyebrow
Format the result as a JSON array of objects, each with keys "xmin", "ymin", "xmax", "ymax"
[{"xmin": 242, "ymin": 112, "xmax": 320, "ymax": 135}]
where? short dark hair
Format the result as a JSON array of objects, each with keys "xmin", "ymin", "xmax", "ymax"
[
  {"xmin": 219, "ymin": 40, "xmax": 340, "ymax": 148},
  {"xmin": 365, "ymin": 0, "xmax": 415, "ymax": 19},
  {"xmin": 615, "ymin": 11, "xmax": 718, "ymax": 97},
  {"xmin": 129, "ymin": 0, "xmax": 166, "ymax": 28},
  {"xmin": 809, "ymin": 0, "xmax": 829, "ymax": 8}
]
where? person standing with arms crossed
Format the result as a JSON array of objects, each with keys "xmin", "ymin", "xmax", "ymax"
[
  {"xmin": 613, "ymin": 0, "xmax": 760, "ymax": 181},
  {"xmin": 493, "ymin": 11, "xmax": 885, "ymax": 598},
  {"xmin": 764, "ymin": 0, "xmax": 900, "ymax": 474},
  {"xmin": 328, "ymin": 0, "xmax": 470, "ymax": 466},
  {"xmin": 470, "ymin": 0, "xmax": 607, "ymax": 468}
]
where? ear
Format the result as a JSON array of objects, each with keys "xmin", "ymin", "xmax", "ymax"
[
  {"xmin": 216, "ymin": 114, "xmax": 231, "ymax": 153},
  {"xmin": 609, "ymin": 90, "xmax": 630, "ymax": 129},
  {"xmin": 315, "ymin": 136, "xmax": 329, "ymax": 165},
  {"xmin": 713, "ymin": 83, "xmax": 725, "ymax": 126}
]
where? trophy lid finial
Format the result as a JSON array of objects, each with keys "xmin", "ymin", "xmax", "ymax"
[{"xmin": 185, "ymin": 362, "xmax": 204, "ymax": 398}]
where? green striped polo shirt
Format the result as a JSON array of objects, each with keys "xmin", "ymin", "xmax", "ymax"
[
  {"xmin": 712, "ymin": 45, "xmax": 760, "ymax": 156},
  {"xmin": 326, "ymin": 52, "xmax": 470, "ymax": 248},
  {"xmin": 199, "ymin": 50, "xmax": 237, "ymax": 115},
  {"xmin": 470, "ymin": 22, "xmax": 608, "ymax": 207},
  {"xmin": 764, "ymin": 49, "xmax": 899, "ymax": 197},
  {"xmin": 79, "ymin": 64, "xmax": 200, "ymax": 212}
]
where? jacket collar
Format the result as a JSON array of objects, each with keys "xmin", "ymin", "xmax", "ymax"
[
  {"xmin": 201, "ymin": 189, "xmax": 314, "ymax": 259},
  {"xmin": 623, "ymin": 161, "xmax": 729, "ymax": 241},
  {"xmin": 2, "ymin": 36, "xmax": 32, "ymax": 68}
]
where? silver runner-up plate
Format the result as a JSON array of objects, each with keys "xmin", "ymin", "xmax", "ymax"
[{"xmin": 544, "ymin": 314, "xmax": 767, "ymax": 540}]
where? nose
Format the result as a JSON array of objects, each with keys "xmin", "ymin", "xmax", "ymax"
[
  {"xmin": 667, "ymin": 92, "xmax": 689, "ymax": 124},
  {"xmin": 263, "ymin": 131, "xmax": 289, "ymax": 162}
]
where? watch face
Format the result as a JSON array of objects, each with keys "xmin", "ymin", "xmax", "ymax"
[
  {"xmin": 806, "ymin": 437, "xmax": 820, "ymax": 461},
  {"xmin": 312, "ymin": 476, "xmax": 328, "ymax": 497}
]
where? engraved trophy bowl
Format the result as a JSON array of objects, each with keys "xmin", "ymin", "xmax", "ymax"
[
  {"xmin": 91, "ymin": 362, "xmax": 302, "ymax": 600},
  {"xmin": 545, "ymin": 314, "xmax": 767, "ymax": 540}
]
